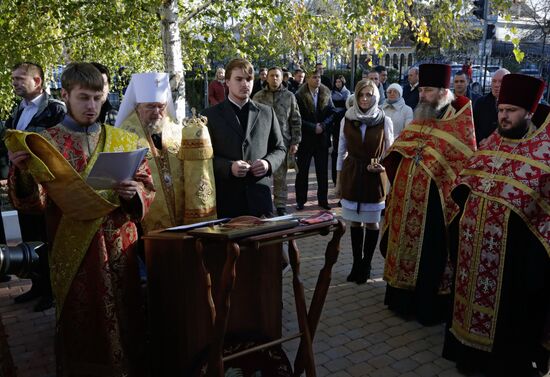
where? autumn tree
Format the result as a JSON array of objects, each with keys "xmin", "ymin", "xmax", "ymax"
[{"xmin": 0, "ymin": 0, "xmax": 516, "ymax": 119}]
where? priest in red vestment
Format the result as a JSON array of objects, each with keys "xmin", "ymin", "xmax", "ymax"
[
  {"xmin": 443, "ymin": 74, "xmax": 550, "ymax": 376},
  {"xmin": 380, "ymin": 63, "xmax": 477, "ymax": 325},
  {"xmin": 6, "ymin": 63, "xmax": 155, "ymax": 377}
]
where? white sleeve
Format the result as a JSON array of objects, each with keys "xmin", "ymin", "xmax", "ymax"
[
  {"xmin": 383, "ymin": 117, "xmax": 394, "ymax": 154},
  {"xmin": 336, "ymin": 117, "xmax": 348, "ymax": 171},
  {"xmin": 404, "ymin": 106, "xmax": 413, "ymax": 129}
]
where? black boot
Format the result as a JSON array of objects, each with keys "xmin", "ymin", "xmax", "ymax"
[
  {"xmin": 347, "ymin": 226, "xmax": 364, "ymax": 282},
  {"xmin": 356, "ymin": 228, "xmax": 379, "ymax": 284}
]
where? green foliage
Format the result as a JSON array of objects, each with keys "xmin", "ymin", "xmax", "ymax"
[
  {"xmin": 0, "ymin": 0, "xmax": 516, "ymax": 119},
  {"xmin": 0, "ymin": 0, "xmax": 164, "ymax": 118}
]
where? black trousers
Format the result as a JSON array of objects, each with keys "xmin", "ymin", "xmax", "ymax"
[
  {"xmin": 295, "ymin": 145, "xmax": 329, "ymax": 205},
  {"xmin": 20, "ymin": 213, "xmax": 52, "ymax": 297}
]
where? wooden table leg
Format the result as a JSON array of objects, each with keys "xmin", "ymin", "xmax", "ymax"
[
  {"xmin": 205, "ymin": 241, "xmax": 241, "ymax": 377},
  {"xmin": 288, "ymin": 239, "xmax": 316, "ymax": 377},
  {"xmin": 293, "ymin": 220, "xmax": 346, "ymax": 376}
]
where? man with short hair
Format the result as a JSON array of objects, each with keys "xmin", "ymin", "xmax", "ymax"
[
  {"xmin": 473, "ymin": 68, "xmax": 510, "ymax": 145},
  {"xmin": 287, "ymin": 68, "xmax": 305, "ymax": 94},
  {"xmin": 381, "ymin": 63, "xmax": 476, "ymax": 325},
  {"xmin": 116, "ymin": 72, "xmax": 216, "ymax": 231},
  {"xmin": 294, "ymin": 69, "xmax": 335, "ymax": 210},
  {"xmin": 2, "ymin": 61, "xmax": 66, "ymax": 310},
  {"xmin": 443, "ymin": 73, "xmax": 550, "ymax": 377},
  {"xmin": 6, "ymin": 62, "xmax": 154, "ymax": 375},
  {"xmin": 316, "ymin": 62, "xmax": 332, "ymax": 89},
  {"xmin": 208, "ymin": 67, "xmax": 227, "ymax": 106},
  {"xmin": 453, "ymin": 70, "xmax": 480, "ymax": 103},
  {"xmin": 251, "ymin": 67, "xmax": 268, "ymax": 97},
  {"xmin": 202, "ymin": 58, "xmax": 286, "ymax": 218},
  {"xmin": 368, "ymin": 70, "xmax": 386, "ymax": 104},
  {"xmin": 90, "ymin": 62, "xmax": 118, "ymax": 125},
  {"xmin": 254, "ymin": 67, "xmax": 302, "ymax": 216},
  {"xmin": 375, "ymin": 65, "xmax": 389, "ymax": 91},
  {"xmin": 403, "ymin": 66, "xmax": 420, "ymax": 109}
]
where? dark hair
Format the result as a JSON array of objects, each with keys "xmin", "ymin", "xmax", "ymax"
[
  {"xmin": 259, "ymin": 67, "xmax": 268, "ymax": 73},
  {"xmin": 90, "ymin": 62, "xmax": 110, "ymax": 85},
  {"xmin": 455, "ymin": 70, "xmax": 468, "ymax": 80},
  {"xmin": 374, "ymin": 65, "xmax": 387, "ymax": 73},
  {"xmin": 308, "ymin": 68, "xmax": 321, "ymax": 77},
  {"xmin": 267, "ymin": 66, "xmax": 283, "ymax": 74},
  {"xmin": 12, "ymin": 62, "xmax": 44, "ymax": 86},
  {"xmin": 225, "ymin": 58, "xmax": 254, "ymax": 81},
  {"xmin": 61, "ymin": 63, "xmax": 104, "ymax": 93},
  {"xmin": 293, "ymin": 68, "xmax": 304, "ymax": 74},
  {"xmin": 334, "ymin": 75, "xmax": 346, "ymax": 85}
]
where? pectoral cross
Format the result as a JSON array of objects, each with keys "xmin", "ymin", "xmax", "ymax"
[{"xmin": 480, "ymin": 178, "xmax": 496, "ymax": 193}]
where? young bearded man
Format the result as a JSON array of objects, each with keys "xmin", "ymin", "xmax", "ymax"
[
  {"xmin": 6, "ymin": 62, "xmax": 154, "ymax": 377},
  {"xmin": 443, "ymin": 73, "xmax": 550, "ymax": 377}
]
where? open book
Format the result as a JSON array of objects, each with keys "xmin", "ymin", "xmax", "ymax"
[{"xmin": 86, "ymin": 147, "xmax": 148, "ymax": 190}]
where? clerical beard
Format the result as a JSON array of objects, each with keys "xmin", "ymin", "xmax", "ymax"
[
  {"xmin": 498, "ymin": 117, "xmax": 529, "ymax": 139},
  {"xmin": 413, "ymin": 102, "xmax": 438, "ymax": 120},
  {"xmin": 145, "ymin": 120, "xmax": 163, "ymax": 135}
]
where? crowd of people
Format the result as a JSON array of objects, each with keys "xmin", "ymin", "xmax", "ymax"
[{"xmin": 0, "ymin": 57, "xmax": 548, "ymax": 377}]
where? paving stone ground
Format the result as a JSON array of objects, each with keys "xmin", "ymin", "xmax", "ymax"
[{"xmin": 0, "ymin": 167, "xmax": 547, "ymax": 377}]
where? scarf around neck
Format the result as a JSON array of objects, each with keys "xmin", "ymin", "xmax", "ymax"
[{"xmin": 345, "ymin": 96, "xmax": 385, "ymax": 127}]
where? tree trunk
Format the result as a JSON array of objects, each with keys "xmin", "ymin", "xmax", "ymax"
[{"xmin": 160, "ymin": 0, "xmax": 185, "ymax": 122}]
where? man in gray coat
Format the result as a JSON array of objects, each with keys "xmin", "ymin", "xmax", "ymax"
[
  {"xmin": 253, "ymin": 67, "xmax": 301, "ymax": 215},
  {"xmin": 202, "ymin": 58, "xmax": 286, "ymax": 218}
]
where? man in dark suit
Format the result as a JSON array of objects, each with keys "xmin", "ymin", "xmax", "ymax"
[
  {"xmin": 294, "ymin": 68, "xmax": 335, "ymax": 210},
  {"xmin": 402, "ymin": 67, "xmax": 420, "ymax": 109},
  {"xmin": 202, "ymin": 58, "xmax": 286, "ymax": 218},
  {"xmin": 473, "ymin": 68, "xmax": 510, "ymax": 145},
  {"xmin": 1, "ymin": 62, "xmax": 65, "ymax": 311}
]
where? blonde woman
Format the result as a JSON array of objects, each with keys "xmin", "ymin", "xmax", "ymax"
[{"xmin": 336, "ymin": 79, "xmax": 394, "ymax": 284}]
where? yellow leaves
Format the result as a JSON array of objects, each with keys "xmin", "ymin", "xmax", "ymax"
[{"xmin": 513, "ymin": 47, "xmax": 525, "ymax": 62}]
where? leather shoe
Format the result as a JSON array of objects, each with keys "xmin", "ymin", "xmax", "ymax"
[
  {"xmin": 319, "ymin": 202, "xmax": 331, "ymax": 210},
  {"xmin": 276, "ymin": 208, "xmax": 288, "ymax": 216},
  {"xmin": 14, "ymin": 287, "xmax": 41, "ymax": 304},
  {"xmin": 34, "ymin": 296, "xmax": 54, "ymax": 312},
  {"xmin": 0, "ymin": 274, "xmax": 11, "ymax": 283},
  {"xmin": 296, "ymin": 203, "xmax": 304, "ymax": 210}
]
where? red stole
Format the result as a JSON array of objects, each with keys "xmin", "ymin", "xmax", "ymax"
[
  {"xmin": 382, "ymin": 100, "xmax": 476, "ymax": 291},
  {"xmin": 451, "ymin": 121, "xmax": 550, "ymax": 351}
]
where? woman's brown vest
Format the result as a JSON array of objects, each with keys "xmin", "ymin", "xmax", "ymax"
[{"xmin": 341, "ymin": 118, "xmax": 388, "ymax": 207}]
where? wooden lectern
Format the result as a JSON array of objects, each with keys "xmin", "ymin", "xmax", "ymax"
[{"xmin": 144, "ymin": 218, "xmax": 345, "ymax": 376}]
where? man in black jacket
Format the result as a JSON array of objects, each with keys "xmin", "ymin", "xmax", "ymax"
[
  {"xmin": 294, "ymin": 69, "xmax": 335, "ymax": 210},
  {"xmin": 1, "ymin": 62, "xmax": 65, "ymax": 311},
  {"xmin": 202, "ymin": 58, "xmax": 286, "ymax": 218},
  {"xmin": 472, "ymin": 68, "xmax": 510, "ymax": 145},
  {"xmin": 402, "ymin": 67, "xmax": 420, "ymax": 109}
]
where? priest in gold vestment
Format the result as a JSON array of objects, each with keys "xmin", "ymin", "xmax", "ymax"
[
  {"xmin": 6, "ymin": 63, "xmax": 155, "ymax": 377},
  {"xmin": 115, "ymin": 72, "xmax": 216, "ymax": 233}
]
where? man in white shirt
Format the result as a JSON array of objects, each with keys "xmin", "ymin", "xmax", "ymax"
[
  {"xmin": 7, "ymin": 62, "xmax": 65, "ymax": 133},
  {"xmin": 294, "ymin": 69, "xmax": 335, "ymax": 210}
]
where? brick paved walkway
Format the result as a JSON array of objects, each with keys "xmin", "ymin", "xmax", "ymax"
[{"xmin": 0, "ymin": 167, "xmax": 546, "ymax": 377}]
